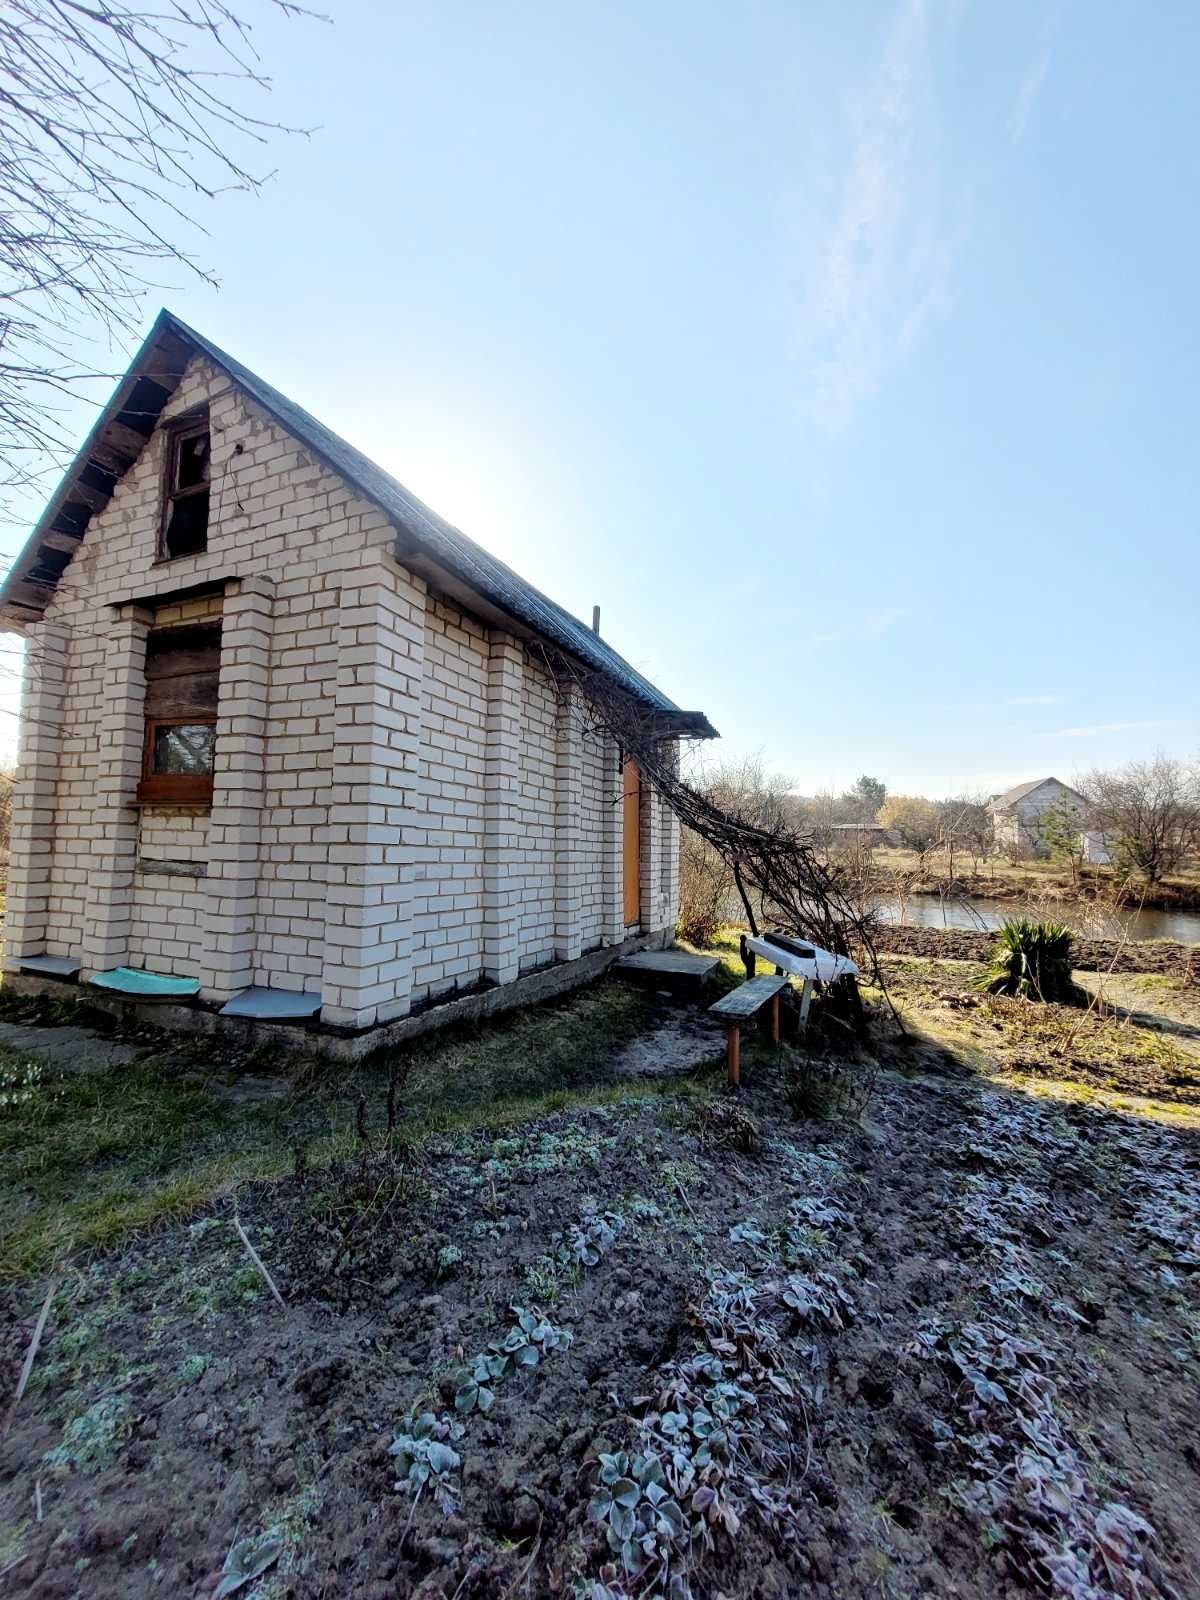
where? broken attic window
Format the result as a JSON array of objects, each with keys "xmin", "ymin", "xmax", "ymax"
[{"xmin": 161, "ymin": 420, "xmax": 211, "ymax": 558}]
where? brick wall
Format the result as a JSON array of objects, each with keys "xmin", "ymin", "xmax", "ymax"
[
  {"xmin": 6, "ymin": 352, "xmax": 681, "ymax": 1026},
  {"xmin": 516, "ymin": 656, "xmax": 558, "ymax": 972},
  {"xmin": 411, "ymin": 598, "xmax": 488, "ymax": 1003}
]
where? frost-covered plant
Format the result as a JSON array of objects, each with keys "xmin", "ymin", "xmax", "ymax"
[
  {"xmin": 780, "ymin": 1271, "xmax": 855, "ymax": 1330},
  {"xmin": 43, "ymin": 1394, "xmax": 131, "ymax": 1474},
  {"xmin": 435, "ymin": 1243, "xmax": 463, "ymax": 1279},
  {"xmin": 455, "ymin": 1307, "xmax": 572, "ymax": 1414},
  {"xmin": 577, "ymin": 1145, "xmax": 861, "ymax": 1598},
  {"xmin": 911, "ymin": 1316, "xmax": 1158, "ymax": 1596},
  {"xmin": 389, "ymin": 1411, "xmax": 464, "ymax": 1514},
  {"xmin": 587, "ymin": 1452, "xmax": 689, "ymax": 1590},
  {"xmin": 213, "ymin": 1532, "xmax": 283, "ymax": 1598},
  {"xmin": 568, "ymin": 1209, "xmax": 625, "ymax": 1267}
]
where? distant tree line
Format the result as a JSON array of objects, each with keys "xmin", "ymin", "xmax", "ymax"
[{"xmin": 676, "ymin": 753, "xmax": 1200, "ymax": 942}]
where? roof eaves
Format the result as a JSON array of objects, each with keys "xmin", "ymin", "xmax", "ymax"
[{"xmin": 162, "ymin": 313, "xmax": 715, "ymax": 735}]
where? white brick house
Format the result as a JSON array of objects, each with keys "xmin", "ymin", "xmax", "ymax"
[
  {"xmin": 988, "ymin": 777, "xmax": 1087, "ymax": 857},
  {"xmin": 0, "ymin": 312, "xmax": 715, "ymax": 1040}
]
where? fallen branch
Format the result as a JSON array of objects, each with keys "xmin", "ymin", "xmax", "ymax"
[
  {"xmin": 232, "ymin": 1217, "xmax": 287, "ymax": 1311},
  {"xmin": 4, "ymin": 1278, "xmax": 57, "ymax": 1434},
  {"xmin": 532, "ymin": 640, "xmax": 899, "ymax": 1035}
]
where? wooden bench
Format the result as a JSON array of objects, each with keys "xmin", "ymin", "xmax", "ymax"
[{"xmin": 709, "ymin": 974, "xmax": 789, "ymax": 1088}]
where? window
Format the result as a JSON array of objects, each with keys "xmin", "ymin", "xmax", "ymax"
[
  {"xmin": 139, "ymin": 625, "xmax": 220, "ymax": 804},
  {"xmin": 160, "ymin": 414, "xmax": 210, "ymax": 559}
]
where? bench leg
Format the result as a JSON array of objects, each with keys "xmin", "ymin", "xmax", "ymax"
[
  {"xmin": 769, "ymin": 991, "xmax": 781, "ymax": 1045},
  {"xmin": 798, "ymin": 978, "xmax": 814, "ymax": 1030},
  {"xmin": 739, "ymin": 934, "xmax": 756, "ymax": 981},
  {"xmin": 726, "ymin": 1024, "xmax": 741, "ymax": 1089}
]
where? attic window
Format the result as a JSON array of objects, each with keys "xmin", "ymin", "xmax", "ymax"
[
  {"xmin": 138, "ymin": 624, "xmax": 220, "ymax": 805},
  {"xmin": 160, "ymin": 415, "xmax": 210, "ymax": 559}
]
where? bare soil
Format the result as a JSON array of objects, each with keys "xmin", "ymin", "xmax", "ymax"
[
  {"xmin": 875, "ymin": 921, "xmax": 1198, "ymax": 978},
  {"xmin": 1, "ymin": 979, "xmax": 1198, "ymax": 1600}
]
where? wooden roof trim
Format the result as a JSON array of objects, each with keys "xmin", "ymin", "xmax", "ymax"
[{"xmin": 0, "ymin": 315, "xmax": 195, "ymax": 633}]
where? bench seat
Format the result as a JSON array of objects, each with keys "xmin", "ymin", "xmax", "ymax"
[{"xmin": 709, "ymin": 974, "xmax": 789, "ymax": 1087}]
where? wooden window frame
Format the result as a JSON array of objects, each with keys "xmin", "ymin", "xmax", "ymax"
[
  {"xmin": 157, "ymin": 411, "xmax": 211, "ymax": 562},
  {"xmin": 138, "ymin": 715, "xmax": 217, "ymax": 806}
]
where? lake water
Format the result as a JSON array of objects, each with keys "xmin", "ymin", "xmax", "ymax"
[{"xmin": 877, "ymin": 892, "xmax": 1200, "ymax": 947}]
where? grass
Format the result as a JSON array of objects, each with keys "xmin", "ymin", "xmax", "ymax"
[
  {"xmin": 0, "ymin": 979, "xmax": 690, "ymax": 1282},
  {"xmin": 875, "ymin": 952, "xmax": 1200, "ymax": 1130},
  {"xmin": 6, "ymin": 936, "xmax": 1194, "ymax": 1279}
]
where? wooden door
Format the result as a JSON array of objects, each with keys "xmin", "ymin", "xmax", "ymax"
[{"xmin": 622, "ymin": 757, "xmax": 641, "ymax": 925}]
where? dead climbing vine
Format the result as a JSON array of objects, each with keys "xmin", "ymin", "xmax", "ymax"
[{"xmin": 532, "ymin": 643, "xmax": 895, "ymax": 1031}]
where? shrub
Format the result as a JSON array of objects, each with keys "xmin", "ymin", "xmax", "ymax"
[
  {"xmin": 784, "ymin": 1050, "xmax": 876, "ymax": 1122},
  {"xmin": 975, "ymin": 919, "xmax": 1082, "ymax": 1004},
  {"xmin": 676, "ymin": 828, "xmax": 730, "ymax": 947}
]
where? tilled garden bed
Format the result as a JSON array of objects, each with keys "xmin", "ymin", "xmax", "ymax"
[
  {"xmin": 873, "ymin": 920, "xmax": 1197, "ymax": 977},
  {"xmin": 1, "ymin": 1005, "xmax": 1198, "ymax": 1600}
]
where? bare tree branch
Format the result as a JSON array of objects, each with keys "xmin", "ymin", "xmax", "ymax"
[
  {"xmin": 0, "ymin": 0, "xmax": 322, "ymax": 513},
  {"xmin": 533, "ymin": 642, "xmax": 895, "ymax": 1034}
]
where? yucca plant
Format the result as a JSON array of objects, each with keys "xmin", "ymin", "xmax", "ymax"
[{"xmin": 975, "ymin": 919, "xmax": 1083, "ymax": 1004}]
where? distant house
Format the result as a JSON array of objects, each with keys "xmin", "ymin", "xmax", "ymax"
[
  {"xmin": 988, "ymin": 777, "xmax": 1086, "ymax": 857},
  {"xmin": 830, "ymin": 822, "xmax": 901, "ymax": 847}
]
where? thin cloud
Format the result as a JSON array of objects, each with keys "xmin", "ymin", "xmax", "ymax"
[
  {"xmin": 1010, "ymin": 6, "xmax": 1060, "ymax": 143},
  {"xmin": 793, "ymin": 0, "xmax": 972, "ymax": 435},
  {"xmin": 1032, "ymin": 719, "xmax": 1170, "ymax": 742},
  {"xmin": 811, "ymin": 606, "xmax": 907, "ymax": 647}
]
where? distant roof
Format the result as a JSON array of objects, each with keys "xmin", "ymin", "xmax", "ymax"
[
  {"xmin": 1, "ymin": 310, "xmax": 716, "ymax": 739},
  {"xmin": 990, "ymin": 776, "xmax": 1084, "ymax": 811}
]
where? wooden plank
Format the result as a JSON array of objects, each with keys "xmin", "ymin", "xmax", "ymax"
[
  {"xmin": 798, "ymin": 977, "xmax": 814, "ymax": 1027},
  {"xmin": 39, "ymin": 530, "xmax": 84, "ymax": 555},
  {"xmin": 103, "ymin": 419, "xmax": 154, "ymax": 460},
  {"xmin": 616, "ymin": 950, "xmax": 718, "ymax": 978},
  {"xmin": 709, "ymin": 974, "xmax": 788, "ymax": 1019},
  {"xmin": 67, "ymin": 480, "xmax": 111, "ymax": 513},
  {"xmin": 88, "ymin": 440, "xmax": 138, "ymax": 476}
]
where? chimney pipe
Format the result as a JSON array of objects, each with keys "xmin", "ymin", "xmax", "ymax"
[{"xmin": 591, "ymin": 605, "xmax": 601, "ymax": 635}]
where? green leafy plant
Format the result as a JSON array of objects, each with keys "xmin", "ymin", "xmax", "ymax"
[{"xmin": 974, "ymin": 919, "xmax": 1084, "ymax": 1004}]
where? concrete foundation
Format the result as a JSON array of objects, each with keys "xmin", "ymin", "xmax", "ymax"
[{"xmin": 5, "ymin": 926, "xmax": 673, "ymax": 1063}]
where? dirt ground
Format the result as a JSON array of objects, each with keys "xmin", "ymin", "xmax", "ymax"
[{"xmin": 1, "ymin": 961, "xmax": 1198, "ymax": 1600}]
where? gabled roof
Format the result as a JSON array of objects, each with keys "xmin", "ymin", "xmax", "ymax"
[
  {"xmin": 2, "ymin": 310, "xmax": 716, "ymax": 739},
  {"xmin": 990, "ymin": 776, "xmax": 1084, "ymax": 811}
]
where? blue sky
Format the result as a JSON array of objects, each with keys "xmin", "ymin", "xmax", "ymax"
[{"xmin": 4, "ymin": 0, "xmax": 1198, "ymax": 796}]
